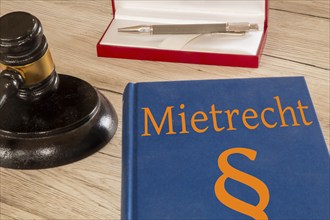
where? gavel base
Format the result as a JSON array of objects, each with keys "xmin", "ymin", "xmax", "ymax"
[{"xmin": 0, "ymin": 74, "xmax": 118, "ymax": 169}]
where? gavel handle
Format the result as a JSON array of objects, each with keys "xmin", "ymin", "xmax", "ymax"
[{"xmin": 0, "ymin": 69, "xmax": 23, "ymax": 109}]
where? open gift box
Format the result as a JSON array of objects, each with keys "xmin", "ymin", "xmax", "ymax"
[{"xmin": 97, "ymin": 0, "xmax": 268, "ymax": 68}]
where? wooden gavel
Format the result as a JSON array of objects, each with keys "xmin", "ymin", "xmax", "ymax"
[{"xmin": 0, "ymin": 11, "xmax": 118, "ymax": 169}]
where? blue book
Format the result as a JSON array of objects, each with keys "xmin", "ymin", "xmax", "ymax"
[{"xmin": 122, "ymin": 77, "xmax": 329, "ymax": 220}]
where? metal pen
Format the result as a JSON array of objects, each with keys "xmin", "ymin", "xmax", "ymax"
[{"xmin": 118, "ymin": 22, "xmax": 259, "ymax": 35}]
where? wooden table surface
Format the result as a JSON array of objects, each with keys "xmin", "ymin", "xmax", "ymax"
[{"xmin": 0, "ymin": 0, "xmax": 329, "ymax": 219}]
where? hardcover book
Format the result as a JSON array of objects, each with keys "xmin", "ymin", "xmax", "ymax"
[{"xmin": 122, "ymin": 77, "xmax": 329, "ymax": 220}]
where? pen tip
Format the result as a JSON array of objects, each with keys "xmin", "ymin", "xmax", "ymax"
[
  {"xmin": 118, "ymin": 26, "xmax": 137, "ymax": 33},
  {"xmin": 118, "ymin": 25, "xmax": 151, "ymax": 33}
]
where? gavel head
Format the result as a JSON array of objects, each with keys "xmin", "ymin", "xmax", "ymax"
[{"xmin": 0, "ymin": 11, "xmax": 58, "ymax": 101}]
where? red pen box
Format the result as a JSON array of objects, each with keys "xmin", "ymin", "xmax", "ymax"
[{"xmin": 97, "ymin": 0, "xmax": 268, "ymax": 68}]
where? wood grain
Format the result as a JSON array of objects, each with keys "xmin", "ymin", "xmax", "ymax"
[
  {"xmin": 265, "ymin": 9, "xmax": 329, "ymax": 69},
  {"xmin": 0, "ymin": 0, "xmax": 329, "ymax": 219},
  {"xmin": 270, "ymin": 0, "xmax": 330, "ymax": 18}
]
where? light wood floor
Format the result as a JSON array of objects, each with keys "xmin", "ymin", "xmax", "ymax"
[{"xmin": 0, "ymin": 0, "xmax": 329, "ymax": 219}]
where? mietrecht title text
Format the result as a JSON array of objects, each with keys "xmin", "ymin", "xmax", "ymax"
[{"xmin": 141, "ymin": 96, "xmax": 313, "ymax": 136}]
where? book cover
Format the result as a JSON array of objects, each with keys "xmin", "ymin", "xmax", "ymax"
[{"xmin": 122, "ymin": 77, "xmax": 329, "ymax": 220}]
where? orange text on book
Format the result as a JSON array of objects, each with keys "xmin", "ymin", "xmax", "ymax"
[{"xmin": 141, "ymin": 96, "xmax": 313, "ymax": 136}]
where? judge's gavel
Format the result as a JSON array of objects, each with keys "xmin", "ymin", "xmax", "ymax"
[{"xmin": 0, "ymin": 11, "xmax": 118, "ymax": 169}]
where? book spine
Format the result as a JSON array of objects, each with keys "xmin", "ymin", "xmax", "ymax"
[{"xmin": 121, "ymin": 83, "xmax": 136, "ymax": 220}]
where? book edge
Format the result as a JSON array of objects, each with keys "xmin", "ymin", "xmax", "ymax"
[
  {"xmin": 121, "ymin": 82, "xmax": 136, "ymax": 220},
  {"xmin": 300, "ymin": 77, "xmax": 329, "ymax": 154}
]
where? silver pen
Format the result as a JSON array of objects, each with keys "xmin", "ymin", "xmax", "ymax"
[{"xmin": 118, "ymin": 22, "xmax": 259, "ymax": 35}]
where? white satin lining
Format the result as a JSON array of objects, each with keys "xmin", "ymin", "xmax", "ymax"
[{"xmin": 100, "ymin": 0, "xmax": 265, "ymax": 55}]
